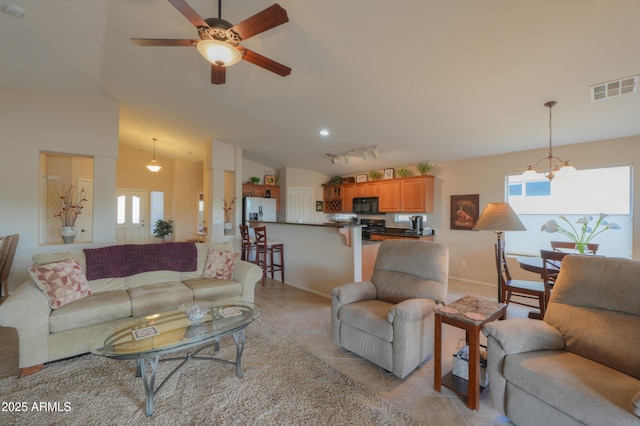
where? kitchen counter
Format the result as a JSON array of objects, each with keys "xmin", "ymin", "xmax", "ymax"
[
  {"xmin": 251, "ymin": 220, "xmax": 363, "ymax": 229},
  {"xmin": 368, "ymin": 227, "xmax": 435, "ymax": 241},
  {"xmin": 252, "ymin": 220, "xmax": 362, "ymax": 247}
]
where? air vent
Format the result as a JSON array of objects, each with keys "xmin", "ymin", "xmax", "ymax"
[{"xmin": 590, "ymin": 75, "xmax": 639, "ymax": 102}]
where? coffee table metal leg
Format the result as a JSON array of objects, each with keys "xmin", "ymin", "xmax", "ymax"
[
  {"xmin": 233, "ymin": 329, "xmax": 245, "ymax": 378},
  {"xmin": 141, "ymin": 356, "xmax": 160, "ymax": 416}
]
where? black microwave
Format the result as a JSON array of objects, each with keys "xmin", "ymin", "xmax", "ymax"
[{"xmin": 353, "ymin": 197, "xmax": 380, "ymax": 214}]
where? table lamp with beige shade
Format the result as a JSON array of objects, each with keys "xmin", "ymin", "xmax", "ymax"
[{"xmin": 473, "ymin": 202, "xmax": 526, "ymax": 302}]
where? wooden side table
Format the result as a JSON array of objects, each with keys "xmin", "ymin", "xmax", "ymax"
[{"xmin": 434, "ymin": 295, "xmax": 507, "ymax": 411}]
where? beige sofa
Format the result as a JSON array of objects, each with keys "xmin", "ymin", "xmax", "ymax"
[
  {"xmin": 0, "ymin": 242, "xmax": 262, "ymax": 375},
  {"xmin": 483, "ymin": 255, "xmax": 640, "ymax": 426}
]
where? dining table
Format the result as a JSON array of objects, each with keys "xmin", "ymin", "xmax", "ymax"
[{"xmin": 516, "ymin": 256, "xmax": 559, "ymax": 277}]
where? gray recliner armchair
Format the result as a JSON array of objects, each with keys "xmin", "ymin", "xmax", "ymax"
[{"xmin": 331, "ymin": 240, "xmax": 449, "ymax": 378}]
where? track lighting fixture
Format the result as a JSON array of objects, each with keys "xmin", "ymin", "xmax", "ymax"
[{"xmin": 324, "ymin": 145, "xmax": 380, "ymax": 165}]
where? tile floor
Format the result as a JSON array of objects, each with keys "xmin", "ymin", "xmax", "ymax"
[{"xmin": 0, "ymin": 277, "xmax": 530, "ymax": 425}]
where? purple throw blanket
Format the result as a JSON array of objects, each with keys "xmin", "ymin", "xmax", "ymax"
[{"xmin": 84, "ymin": 242, "xmax": 197, "ymax": 280}]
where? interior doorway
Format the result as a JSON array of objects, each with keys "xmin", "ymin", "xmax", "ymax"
[{"xmin": 286, "ymin": 187, "xmax": 313, "ymax": 223}]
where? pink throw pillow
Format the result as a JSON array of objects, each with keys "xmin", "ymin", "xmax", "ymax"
[
  {"xmin": 202, "ymin": 249, "xmax": 240, "ymax": 280},
  {"xmin": 29, "ymin": 258, "xmax": 93, "ymax": 309}
]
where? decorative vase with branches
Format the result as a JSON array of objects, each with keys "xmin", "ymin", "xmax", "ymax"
[
  {"xmin": 53, "ymin": 184, "xmax": 88, "ymax": 243},
  {"xmin": 223, "ymin": 197, "xmax": 237, "ymax": 235}
]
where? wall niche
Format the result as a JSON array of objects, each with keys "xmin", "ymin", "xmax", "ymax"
[{"xmin": 40, "ymin": 152, "xmax": 94, "ymax": 245}]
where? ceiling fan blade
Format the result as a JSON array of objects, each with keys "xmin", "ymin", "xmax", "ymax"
[
  {"xmin": 211, "ymin": 64, "xmax": 226, "ymax": 85},
  {"xmin": 131, "ymin": 38, "xmax": 198, "ymax": 47},
  {"xmin": 168, "ymin": 0, "xmax": 209, "ymax": 28},
  {"xmin": 231, "ymin": 4, "xmax": 288, "ymax": 41},
  {"xmin": 239, "ymin": 47, "xmax": 291, "ymax": 77}
]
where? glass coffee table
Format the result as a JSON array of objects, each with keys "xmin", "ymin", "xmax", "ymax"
[{"xmin": 90, "ymin": 302, "xmax": 261, "ymax": 416}]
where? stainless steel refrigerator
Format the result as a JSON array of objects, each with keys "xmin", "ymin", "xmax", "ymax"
[{"xmin": 242, "ymin": 197, "xmax": 277, "ymax": 224}]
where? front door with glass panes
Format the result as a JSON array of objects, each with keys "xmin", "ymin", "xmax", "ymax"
[{"xmin": 115, "ymin": 189, "xmax": 148, "ymax": 244}]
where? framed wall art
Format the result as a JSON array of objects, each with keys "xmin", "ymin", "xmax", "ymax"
[
  {"xmin": 316, "ymin": 201, "xmax": 324, "ymax": 211},
  {"xmin": 383, "ymin": 168, "xmax": 394, "ymax": 179},
  {"xmin": 450, "ymin": 194, "xmax": 480, "ymax": 230},
  {"xmin": 264, "ymin": 175, "xmax": 276, "ymax": 185},
  {"xmin": 356, "ymin": 174, "xmax": 368, "ymax": 183}
]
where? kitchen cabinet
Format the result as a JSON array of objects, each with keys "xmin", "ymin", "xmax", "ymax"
[
  {"xmin": 355, "ymin": 182, "xmax": 378, "ymax": 197},
  {"xmin": 377, "ymin": 176, "xmax": 434, "ymax": 213},
  {"xmin": 242, "ymin": 184, "xmax": 281, "ymax": 212},
  {"xmin": 377, "ymin": 180, "xmax": 401, "ymax": 212},
  {"xmin": 323, "ymin": 185, "xmax": 342, "ymax": 213},
  {"xmin": 322, "ymin": 175, "xmax": 434, "ymax": 214},
  {"xmin": 401, "ymin": 176, "xmax": 434, "ymax": 212},
  {"xmin": 342, "ymin": 184, "xmax": 355, "ymax": 213}
]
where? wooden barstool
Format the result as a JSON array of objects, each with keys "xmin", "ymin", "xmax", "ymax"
[
  {"xmin": 253, "ymin": 226, "xmax": 284, "ymax": 285},
  {"xmin": 239, "ymin": 225, "xmax": 257, "ymax": 262}
]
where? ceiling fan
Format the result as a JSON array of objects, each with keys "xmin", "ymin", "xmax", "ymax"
[{"xmin": 131, "ymin": 0, "xmax": 291, "ymax": 85}]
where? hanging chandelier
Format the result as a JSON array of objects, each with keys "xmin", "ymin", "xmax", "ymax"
[
  {"xmin": 146, "ymin": 138, "xmax": 162, "ymax": 173},
  {"xmin": 522, "ymin": 101, "xmax": 575, "ymax": 181}
]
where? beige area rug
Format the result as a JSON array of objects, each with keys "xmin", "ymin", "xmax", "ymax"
[{"xmin": 0, "ymin": 320, "xmax": 420, "ymax": 425}]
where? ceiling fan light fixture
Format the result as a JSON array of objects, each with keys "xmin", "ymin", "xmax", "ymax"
[{"xmin": 197, "ymin": 39, "xmax": 242, "ymax": 66}]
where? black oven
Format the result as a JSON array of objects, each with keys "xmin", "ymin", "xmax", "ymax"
[
  {"xmin": 353, "ymin": 197, "xmax": 379, "ymax": 214},
  {"xmin": 361, "ymin": 219, "xmax": 386, "ymax": 240}
]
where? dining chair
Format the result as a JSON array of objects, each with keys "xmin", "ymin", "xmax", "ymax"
[
  {"xmin": 540, "ymin": 249, "xmax": 571, "ymax": 305},
  {"xmin": 0, "ymin": 234, "xmax": 19, "ymax": 298},
  {"xmin": 496, "ymin": 243, "xmax": 547, "ymax": 319},
  {"xmin": 253, "ymin": 226, "xmax": 284, "ymax": 286},
  {"xmin": 550, "ymin": 241, "xmax": 599, "ymax": 254}
]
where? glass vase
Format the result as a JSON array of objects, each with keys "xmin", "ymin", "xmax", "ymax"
[{"xmin": 575, "ymin": 242, "xmax": 587, "ymax": 254}]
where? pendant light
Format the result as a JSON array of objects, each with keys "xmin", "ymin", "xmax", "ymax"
[
  {"xmin": 146, "ymin": 138, "xmax": 161, "ymax": 173},
  {"xmin": 522, "ymin": 101, "xmax": 575, "ymax": 181}
]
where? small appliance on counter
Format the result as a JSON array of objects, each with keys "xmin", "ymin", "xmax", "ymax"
[
  {"xmin": 361, "ymin": 218, "xmax": 386, "ymax": 240},
  {"xmin": 407, "ymin": 215, "xmax": 424, "ymax": 235}
]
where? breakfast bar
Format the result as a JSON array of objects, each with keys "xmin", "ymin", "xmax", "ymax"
[{"xmin": 251, "ymin": 222, "xmax": 363, "ymax": 297}]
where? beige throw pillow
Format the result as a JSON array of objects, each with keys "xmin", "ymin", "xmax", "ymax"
[
  {"xmin": 29, "ymin": 258, "xmax": 93, "ymax": 309},
  {"xmin": 202, "ymin": 249, "xmax": 240, "ymax": 280}
]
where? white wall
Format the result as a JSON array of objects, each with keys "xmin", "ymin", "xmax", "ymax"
[{"xmin": 0, "ymin": 87, "xmax": 119, "ymax": 293}]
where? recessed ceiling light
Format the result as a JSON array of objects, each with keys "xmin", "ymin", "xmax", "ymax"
[{"xmin": 319, "ymin": 129, "xmax": 330, "ymax": 137}]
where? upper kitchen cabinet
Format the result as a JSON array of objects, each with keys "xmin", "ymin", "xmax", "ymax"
[
  {"xmin": 378, "ymin": 180, "xmax": 401, "ymax": 212},
  {"xmin": 401, "ymin": 175, "xmax": 434, "ymax": 212},
  {"xmin": 323, "ymin": 184, "xmax": 342, "ymax": 212},
  {"xmin": 354, "ymin": 182, "xmax": 378, "ymax": 197},
  {"xmin": 378, "ymin": 176, "xmax": 434, "ymax": 213},
  {"xmin": 342, "ymin": 184, "xmax": 355, "ymax": 213}
]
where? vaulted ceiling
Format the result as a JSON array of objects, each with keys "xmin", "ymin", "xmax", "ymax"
[{"xmin": 2, "ymin": 0, "xmax": 639, "ymax": 176}]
